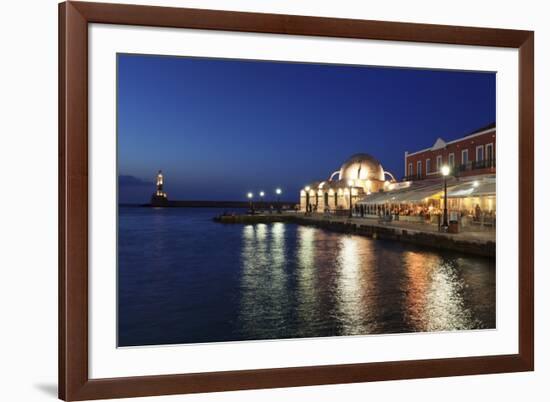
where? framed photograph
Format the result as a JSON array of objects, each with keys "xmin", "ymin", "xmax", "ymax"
[{"xmin": 59, "ymin": 1, "xmax": 534, "ymax": 400}]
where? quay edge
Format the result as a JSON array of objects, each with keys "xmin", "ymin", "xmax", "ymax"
[{"xmin": 214, "ymin": 214, "xmax": 495, "ymax": 258}]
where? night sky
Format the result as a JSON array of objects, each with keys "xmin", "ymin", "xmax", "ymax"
[{"xmin": 117, "ymin": 53, "xmax": 496, "ymax": 204}]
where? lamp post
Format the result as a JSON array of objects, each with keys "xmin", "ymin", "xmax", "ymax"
[
  {"xmin": 347, "ymin": 179, "xmax": 354, "ymax": 218},
  {"xmin": 440, "ymin": 165, "xmax": 450, "ymax": 229},
  {"xmin": 305, "ymin": 186, "xmax": 310, "ymax": 214},
  {"xmin": 259, "ymin": 191, "xmax": 265, "ymax": 212},
  {"xmin": 247, "ymin": 192, "xmax": 254, "ymax": 214},
  {"xmin": 275, "ymin": 188, "xmax": 282, "ymax": 213}
]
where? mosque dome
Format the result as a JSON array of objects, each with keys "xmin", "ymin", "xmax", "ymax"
[{"xmin": 339, "ymin": 153, "xmax": 385, "ymax": 182}]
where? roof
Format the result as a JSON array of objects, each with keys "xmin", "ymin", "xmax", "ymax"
[
  {"xmin": 466, "ymin": 121, "xmax": 496, "ymax": 135},
  {"xmin": 339, "ymin": 153, "xmax": 385, "ymax": 181},
  {"xmin": 406, "ymin": 122, "xmax": 497, "ymax": 157}
]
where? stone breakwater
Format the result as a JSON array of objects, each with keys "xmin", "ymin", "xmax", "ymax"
[{"xmin": 214, "ymin": 214, "xmax": 495, "ymax": 258}]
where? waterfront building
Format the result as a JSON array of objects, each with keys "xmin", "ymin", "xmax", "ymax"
[
  {"xmin": 300, "ymin": 153, "xmax": 397, "ymax": 213},
  {"xmin": 297, "ymin": 123, "xmax": 497, "ymax": 230},
  {"xmin": 403, "ymin": 122, "xmax": 496, "ymax": 181},
  {"xmin": 356, "ymin": 123, "xmax": 497, "ymax": 229}
]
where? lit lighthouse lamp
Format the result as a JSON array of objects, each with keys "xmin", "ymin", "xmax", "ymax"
[{"xmin": 151, "ymin": 170, "xmax": 168, "ymax": 205}]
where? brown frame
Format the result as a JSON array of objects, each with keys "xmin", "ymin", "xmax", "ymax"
[{"xmin": 59, "ymin": 1, "xmax": 534, "ymax": 400}]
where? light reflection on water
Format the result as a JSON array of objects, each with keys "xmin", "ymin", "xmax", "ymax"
[
  {"xmin": 403, "ymin": 252, "xmax": 480, "ymax": 332},
  {"xmin": 239, "ymin": 223, "xmax": 290, "ymax": 339},
  {"xmin": 235, "ymin": 222, "xmax": 495, "ymax": 341},
  {"xmin": 118, "ymin": 208, "xmax": 495, "ymax": 346},
  {"xmin": 335, "ymin": 236, "xmax": 378, "ymax": 334}
]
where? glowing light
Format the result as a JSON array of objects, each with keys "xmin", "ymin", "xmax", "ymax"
[
  {"xmin": 347, "ymin": 179, "xmax": 354, "ymax": 187},
  {"xmin": 305, "ymin": 186, "xmax": 311, "ymax": 192},
  {"xmin": 473, "ymin": 181, "xmax": 480, "ymax": 188},
  {"xmin": 259, "ymin": 191, "xmax": 265, "ymax": 197},
  {"xmin": 276, "ymin": 188, "xmax": 282, "ymax": 195},
  {"xmin": 440, "ymin": 165, "xmax": 450, "ymax": 176},
  {"xmin": 247, "ymin": 192, "xmax": 253, "ymax": 199}
]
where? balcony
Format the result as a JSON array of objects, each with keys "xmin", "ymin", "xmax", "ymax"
[
  {"xmin": 403, "ymin": 159, "xmax": 495, "ymax": 181},
  {"xmin": 403, "ymin": 173, "xmax": 424, "ymax": 181},
  {"xmin": 457, "ymin": 159, "xmax": 496, "ymax": 173}
]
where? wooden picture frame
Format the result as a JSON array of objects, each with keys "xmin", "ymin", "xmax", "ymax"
[{"xmin": 59, "ymin": 1, "xmax": 534, "ymax": 400}]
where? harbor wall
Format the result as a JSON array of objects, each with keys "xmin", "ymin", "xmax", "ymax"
[
  {"xmin": 214, "ymin": 214, "xmax": 495, "ymax": 258},
  {"xmin": 148, "ymin": 200, "xmax": 296, "ymax": 208}
]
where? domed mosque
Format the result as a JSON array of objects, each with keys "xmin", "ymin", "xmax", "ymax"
[{"xmin": 300, "ymin": 153, "xmax": 396, "ymax": 212}]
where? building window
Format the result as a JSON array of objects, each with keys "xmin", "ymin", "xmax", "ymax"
[
  {"xmin": 416, "ymin": 160, "xmax": 422, "ymax": 177},
  {"xmin": 461, "ymin": 149, "xmax": 469, "ymax": 164},
  {"xmin": 436, "ymin": 155, "xmax": 442, "ymax": 171},
  {"xmin": 448, "ymin": 153, "xmax": 455, "ymax": 167},
  {"xmin": 486, "ymin": 143, "xmax": 494, "ymax": 163},
  {"xmin": 426, "ymin": 159, "xmax": 431, "ymax": 175},
  {"xmin": 408, "ymin": 163, "xmax": 413, "ymax": 177},
  {"xmin": 476, "ymin": 145, "xmax": 484, "ymax": 162}
]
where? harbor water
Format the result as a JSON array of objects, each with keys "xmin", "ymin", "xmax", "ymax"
[{"xmin": 118, "ymin": 207, "xmax": 496, "ymax": 346}]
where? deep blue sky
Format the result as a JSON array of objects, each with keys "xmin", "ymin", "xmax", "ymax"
[{"xmin": 118, "ymin": 54, "xmax": 495, "ymax": 203}]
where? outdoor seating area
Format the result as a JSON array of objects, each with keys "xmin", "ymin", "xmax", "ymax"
[{"xmin": 351, "ymin": 176, "xmax": 496, "ymax": 232}]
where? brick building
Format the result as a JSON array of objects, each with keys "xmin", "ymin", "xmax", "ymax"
[{"xmin": 404, "ymin": 123, "xmax": 496, "ymax": 181}]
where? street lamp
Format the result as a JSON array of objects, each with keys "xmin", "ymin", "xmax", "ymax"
[
  {"xmin": 247, "ymin": 192, "xmax": 254, "ymax": 214},
  {"xmin": 347, "ymin": 179, "xmax": 354, "ymax": 218},
  {"xmin": 275, "ymin": 188, "xmax": 282, "ymax": 213},
  {"xmin": 440, "ymin": 165, "xmax": 450, "ymax": 229},
  {"xmin": 259, "ymin": 191, "xmax": 265, "ymax": 212},
  {"xmin": 305, "ymin": 186, "xmax": 311, "ymax": 214}
]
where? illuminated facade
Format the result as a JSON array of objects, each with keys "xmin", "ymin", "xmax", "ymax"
[
  {"xmin": 355, "ymin": 124, "xmax": 497, "ymax": 227},
  {"xmin": 404, "ymin": 123, "xmax": 496, "ymax": 181},
  {"xmin": 357, "ymin": 175, "xmax": 496, "ymax": 218},
  {"xmin": 300, "ymin": 154, "xmax": 397, "ymax": 212}
]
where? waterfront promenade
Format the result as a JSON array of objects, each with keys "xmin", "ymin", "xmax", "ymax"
[
  {"xmin": 214, "ymin": 212, "xmax": 495, "ymax": 257},
  {"xmin": 305, "ymin": 214, "xmax": 495, "ymax": 242}
]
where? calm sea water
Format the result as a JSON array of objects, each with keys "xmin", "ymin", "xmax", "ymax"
[{"xmin": 118, "ymin": 207, "xmax": 496, "ymax": 347}]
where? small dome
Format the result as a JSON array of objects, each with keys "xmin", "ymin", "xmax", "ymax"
[{"xmin": 339, "ymin": 153, "xmax": 385, "ymax": 182}]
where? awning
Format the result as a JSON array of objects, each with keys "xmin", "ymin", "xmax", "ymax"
[
  {"xmin": 355, "ymin": 191, "xmax": 391, "ymax": 205},
  {"xmin": 399, "ymin": 186, "xmax": 443, "ymax": 203},
  {"xmin": 447, "ymin": 179, "xmax": 495, "ymax": 198},
  {"xmin": 357, "ymin": 182, "xmax": 443, "ymax": 205},
  {"xmin": 356, "ymin": 176, "xmax": 495, "ymax": 205}
]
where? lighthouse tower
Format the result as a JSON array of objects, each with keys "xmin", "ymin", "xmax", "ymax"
[{"xmin": 151, "ymin": 170, "xmax": 168, "ymax": 205}]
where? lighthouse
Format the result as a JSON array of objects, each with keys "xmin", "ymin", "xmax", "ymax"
[{"xmin": 151, "ymin": 170, "xmax": 168, "ymax": 205}]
